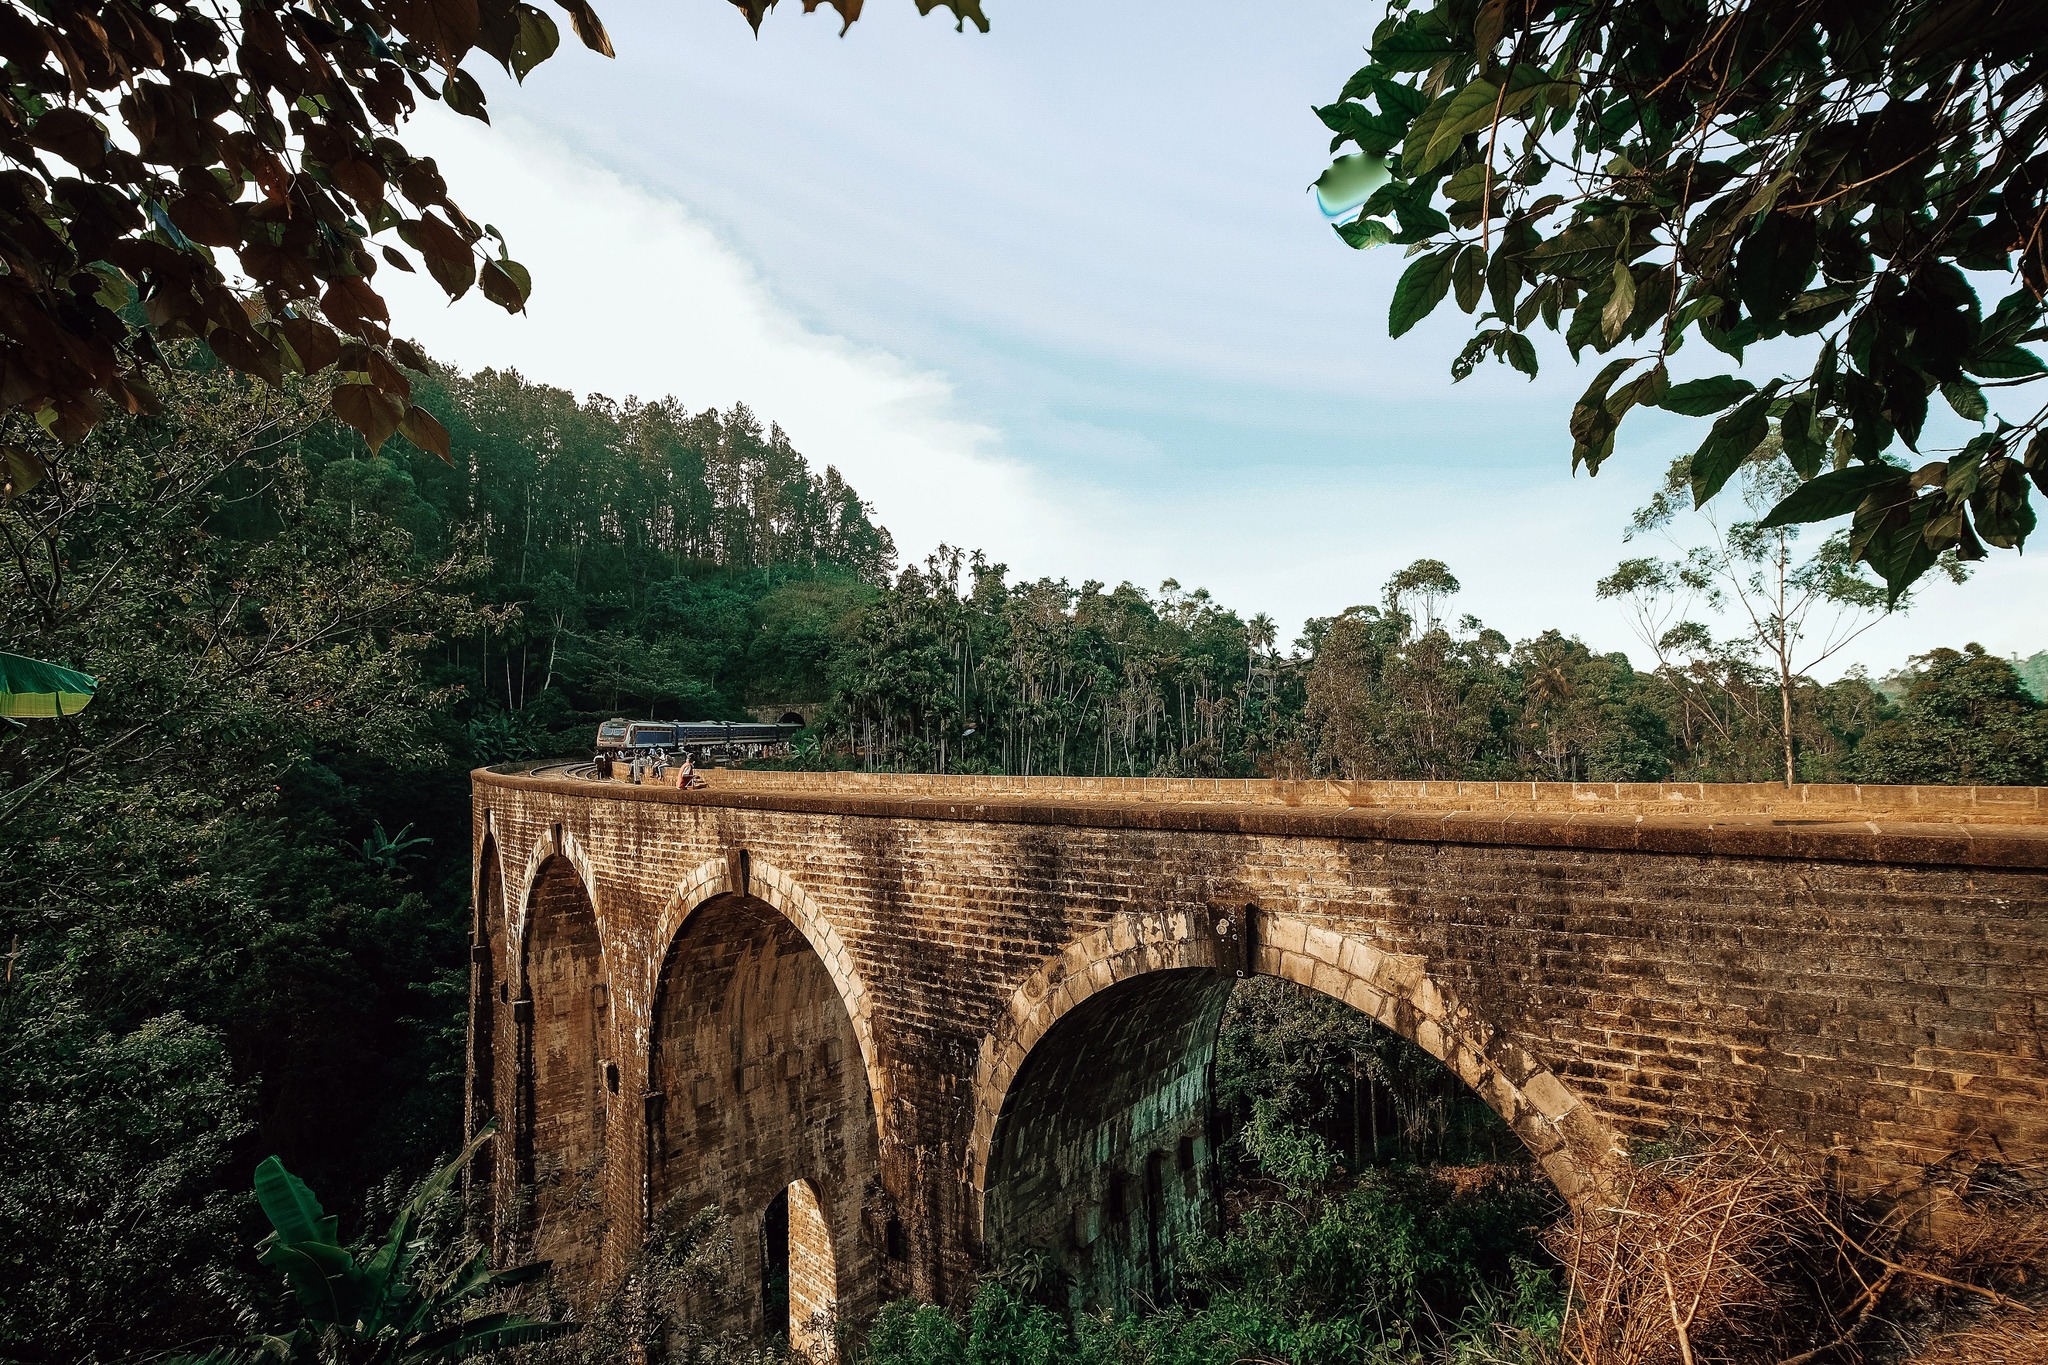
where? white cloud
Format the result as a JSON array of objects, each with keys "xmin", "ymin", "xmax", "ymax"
[{"xmin": 380, "ymin": 108, "xmax": 1089, "ymax": 574}]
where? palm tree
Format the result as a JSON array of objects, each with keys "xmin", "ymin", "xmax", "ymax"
[{"xmin": 1246, "ymin": 613, "xmax": 1276, "ymax": 701}]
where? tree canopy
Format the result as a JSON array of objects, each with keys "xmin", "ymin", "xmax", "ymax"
[
  {"xmin": 0, "ymin": 0, "xmax": 983, "ymax": 479},
  {"xmin": 1317, "ymin": 0, "xmax": 2048, "ymax": 601}
]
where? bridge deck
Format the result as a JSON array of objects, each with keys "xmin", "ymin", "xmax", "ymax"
[{"xmin": 485, "ymin": 765, "xmax": 2048, "ymax": 869}]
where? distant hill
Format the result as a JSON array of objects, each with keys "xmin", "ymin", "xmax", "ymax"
[{"xmin": 2021, "ymin": 651, "xmax": 2048, "ymax": 702}]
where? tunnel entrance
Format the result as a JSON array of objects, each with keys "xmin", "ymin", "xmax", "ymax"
[
  {"xmin": 982, "ymin": 968, "xmax": 1550, "ymax": 1316},
  {"xmin": 649, "ymin": 893, "xmax": 875, "ymax": 1348},
  {"xmin": 520, "ymin": 854, "xmax": 608, "ymax": 1291}
]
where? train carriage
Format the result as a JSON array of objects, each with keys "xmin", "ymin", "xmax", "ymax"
[{"xmin": 594, "ymin": 717, "xmax": 802, "ymax": 769}]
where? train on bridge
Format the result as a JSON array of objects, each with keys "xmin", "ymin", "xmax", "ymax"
[{"xmin": 594, "ymin": 717, "xmax": 803, "ymax": 770}]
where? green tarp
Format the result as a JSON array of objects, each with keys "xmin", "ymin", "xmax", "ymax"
[{"xmin": 0, "ymin": 650, "xmax": 97, "ymax": 718}]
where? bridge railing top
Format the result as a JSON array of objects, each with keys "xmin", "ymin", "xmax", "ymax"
[{"xmin": 489, "ymin": 764, "xmax": 2048, "ymax": 826}]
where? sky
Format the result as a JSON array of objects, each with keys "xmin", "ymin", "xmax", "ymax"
[{"xmin": 379, "ymin": 0, "xmax": 2045, "ymax": 674}]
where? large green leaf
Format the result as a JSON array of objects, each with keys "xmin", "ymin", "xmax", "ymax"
[
  {"xmin": 1420, "ymin": 79, "xmax": 1499, "ymax": 172},
  {"xmin": 1940, "ymin": 378, "xmax": 1987, "ymax": 422},
  {"xmin": 1389, "ymin": 248, "xmax": 1456, "ymax": 338},
  {"xmin": 1657, "ymin": 375, "xmax": 1755, "ymax": 416},
  {"xmin": 254, "ymin": 1240, "xmax": 353, "ymax": 1326},
  {"xmin": 366, "ymin": 1122, "xmax": 500, "ymax": 1331},
  {"xmin": 1522, "ymin": 215, "xmax": 1628, "ymax": 279},
  {"xmin": 1779, "ymin": 394, "xmax": 1824, "ymax": 478},
  {"xmin": 1688, "ymin": 390, "xmax": 1774, "ymax": 506},
  {"xmin": 1962, "ymin": 345, "xmax": 2044, "ymax": 379},
  {"xmin": 1600, "ymin": 260, "xmax": 1635, "ymax": 342},
  {"xmin": 1757, "ymin": 463, "xmax": 1909, "ymax": 528},
  {"xmin": 1735, "ymin": 211, "xmax": 1817, "ymax": 322},
  {"xmin": 1335, "ymin": 217, "xmax": 1394, "ymax": 249},
  {"xmin": 1970, "ymin": 456, "xmax": 2037, "ymax": 548},
  {"xmin": 253, "ymin": 1156, "xmax": 338, "ymax": 1248},
  {"xmin": 1370, "ymin": 11, "xmax": 1460, "ymax": 71}
]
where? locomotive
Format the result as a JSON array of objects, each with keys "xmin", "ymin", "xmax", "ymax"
[{"xmin": 593, "ymin": 717, "xmax": 802, "ymax": 768}]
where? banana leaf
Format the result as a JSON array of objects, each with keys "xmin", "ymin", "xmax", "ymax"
[{"xmin": 0, "ymin": 651, "xmax": 95, "ymax": 718}]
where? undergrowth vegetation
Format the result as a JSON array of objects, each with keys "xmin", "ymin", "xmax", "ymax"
[{"xmin": 856, "ymin": 981, "xmax": 2048, "ymax": 1365}]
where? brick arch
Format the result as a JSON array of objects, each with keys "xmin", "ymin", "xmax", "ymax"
[
  {"xmin": 468, "ymin": 821, "xmax": 509, "ymax": 1224},
  {"xmin": 506, "ymin": 824, "xmax": 628, "ymax": 1099},
  {"xmin": 644, "ymin": 852, "xmax": 882, "ymax": 1129},
  {"xmin": 1247, "ymin": 912, "xmax": 1624, "ymax": 1201},
  {"xmin": 963, "ymin": 908, "xmax": 1242, "ymax": 1227},
  {"xmin": 473, "ymin": 809, "xmax": 508, "ymax": 938},
  {"xmin": 513, "ymin": 824, "xmax": 619, "ymax": 1295},
  {"xmin": 966, "ymin": 909, "xmax": 1623, "ymax": 1230},
  {"xmin": 509, "ymin": 824, "xmax": 607, "ymax": 991}
]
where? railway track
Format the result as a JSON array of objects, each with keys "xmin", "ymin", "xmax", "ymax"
[{"xmin": 532, "ymin": 761, "xmax": 610, "ymax": 781}]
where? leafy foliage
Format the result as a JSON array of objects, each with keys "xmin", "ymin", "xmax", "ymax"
[
  {"xmin": 0, "ymin": 1008, "xmax": 258, "ymax": 1357},
  {"xmin": 1319, "ymin": 0, "xmax": 2048, "ymax": 599},
  {"xmin": 1853, "ymin": 644, "xmax": 2048, "ymax": 784},
  {"xmin": 860, "ymin": 1169, "xmax": 1564, "ymax": 1365},
  {"xmin": 0, "ymin": 349, "xmax": 897, "ymax": 1359},
  {"xmin": 176, "ymin": 1127, "xmax": 576, "ymax": 1364},
  {"xmin": 0, "ymin": 0, "xmax": 989, "ymax": 461},
  {"xmin": 1216, "ymin": 977, "xmax": 1525, "ymax": 1178},
  {"xmin": 819, "ymin": 551, "xmax": 1302, "ymax": 777}
]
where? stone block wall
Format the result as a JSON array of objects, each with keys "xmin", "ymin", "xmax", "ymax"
[{"xmin": 472, "ymin": 768, "xmax": 2048, "ymax": 1321}]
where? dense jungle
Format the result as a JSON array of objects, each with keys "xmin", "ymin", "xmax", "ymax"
[{"xmin": 3, "ymin": 357, "xmax": 2045, "ymax": 1364}]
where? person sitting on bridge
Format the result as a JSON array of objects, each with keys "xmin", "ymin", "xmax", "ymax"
[{"xmin": 677, "ymin": 751, "xmax": 700, "ymax": 789}]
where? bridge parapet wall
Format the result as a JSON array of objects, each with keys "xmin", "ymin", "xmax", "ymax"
[{"xmin": 640, "ymin": 767, "xmax": 2048, "ymax": 822}]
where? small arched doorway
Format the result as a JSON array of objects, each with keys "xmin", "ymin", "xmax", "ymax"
[
  {"xmin": 760, "ymin": 1178, "xmax": 838, "ymax": 1361},
  {"xmin": 649, "ymin": 891, "xmax": 878, "ymax": 1344},
  {"xmin": 520, "ymin": 854, "xmax": 609, "ymax": 1290}
]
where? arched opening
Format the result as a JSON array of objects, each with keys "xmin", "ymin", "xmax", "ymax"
[
  {"xmin": 758, "ymin": 1179, "xmax": 838, "ymax": 1361},
  {"xmin": 469, "ymin": 833, "xmax": 505, "ymax": 1236},
  {"xmin": 983, "ymin": 967, "xmax": 1238, "ymax": 1313},
  {"xmin": 786, "ymin": 1179, "xmax": 837, "ymax": 1361},
  {"xmin": 981, "ymin": 955, "xmax": 1570, "ymax": 1319},
  {"xmin": 761, "ymin": 1187, "xmax": 790, "ymax": 1336},
  {"xmin": 520, "ymin": 853, "xmax": 608, "ymax": 1290},
  {"xmin": 649, "ymin": 892, "xmax": 877, "ymax": 1343}
]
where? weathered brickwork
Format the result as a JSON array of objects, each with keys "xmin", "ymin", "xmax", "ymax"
[
  {"xmin": 470, "ymin": 768, "xmax": 2048, "ymax": 1327},
  {"xmin": 650, "ymin": 892, "xmax": 879, "ymax": 1335},
  {"xmin": 787, "ymin": 1178, "xmax": 837, "ymax": 1361},
  {"xmin": 523, "ymin": 855, "xmax": 610, "ymax": 1290},
  {"xmin": 985, "ymin": 967, "xmax": 1233, "ymax": 1311}
]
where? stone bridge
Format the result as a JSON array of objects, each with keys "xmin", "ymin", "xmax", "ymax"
[{"xmin": 468, "ymin": 766, "xmax": 2048, "ymax": 1344}]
